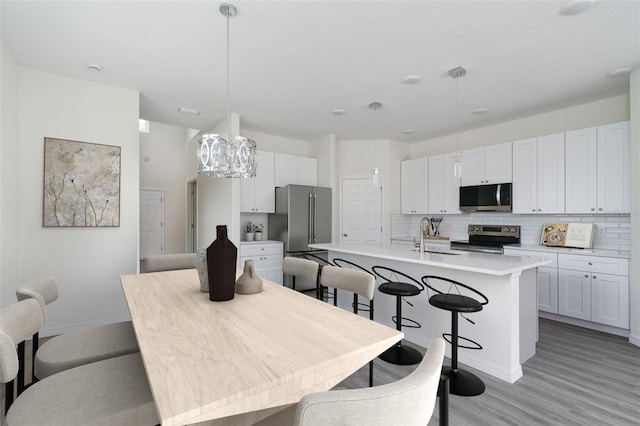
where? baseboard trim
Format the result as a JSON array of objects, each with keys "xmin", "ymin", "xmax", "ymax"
[
  {"xmin": 628, "ymin": 333, "xmax": 640, "ymax": 347},
  {"xmin": 39, "ymin": 314, "xmax": 132, "ymax": 338},
  {"xmin": 538, "ymin": 312, "xmax": 630, "ymax": 338}
]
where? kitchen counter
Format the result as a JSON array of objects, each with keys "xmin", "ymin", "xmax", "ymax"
[
  {"xmin": 310, "ymin": 242, "xmax": 549, "ymax": 384},
  {"xmin": 309, "ymin": 242, "xmax": 550, "ymax": 275},
  {"xmin": 505, "ymin": 244, "xmax": 631, "ymax": 259}
]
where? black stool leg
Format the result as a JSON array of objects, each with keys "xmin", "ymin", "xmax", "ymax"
[
  {"xmin": 442, "ymin": 311, "xmax": 485, "ymax": 397},
  {"xmin": 378, "ymin": 295, "xmax": 422, "ymax": 365},
  {"xmin": 5, "ymin": 381, "xmax": 14, "ymax": 414}
]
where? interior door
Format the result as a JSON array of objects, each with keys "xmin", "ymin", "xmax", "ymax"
[
  {"xmin": 140, "ymin": 189, "xmax": 164, "ymax": 257},
  {"xmin": 341, "ymin": 178, "xmax": 382, "ymax": 244}
]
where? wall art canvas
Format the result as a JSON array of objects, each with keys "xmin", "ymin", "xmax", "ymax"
[{"xmin": 43, "ymin": 137, "xmax": 121, "ymax": 227}]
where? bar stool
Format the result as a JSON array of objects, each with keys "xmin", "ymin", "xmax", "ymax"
[
  {"xmin": 371, "ymin": 265, "xmax": 424, "ymax": 365},
  {"xmin": 421, "ymin": 275, "xmax": 488, "ymax": 397},
  {"xmin": 298, "ymin": 252, "xmax": 335, "ymax": 301},
  {"xmin": 331, "ymin": 258, "xmax": 374, "ymax": 313},
  {"xmin": 282, "ymin": 256, "xmax": 319, "ymax": 292},
  {"xmin": 320, "ymin": 265, "xmax": 376, "ymax": 387}
]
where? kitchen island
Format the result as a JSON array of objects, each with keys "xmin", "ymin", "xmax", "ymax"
[{"xmin": 309, "ymin": 242, "xmax": 551, "ymax": 383}]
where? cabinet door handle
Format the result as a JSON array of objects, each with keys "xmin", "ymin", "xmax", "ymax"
[
  {"xmin": 588, "ymin": 262, "xmax": 593, "ymax": 266},
  {"xmin": 584, "ymin": 274, "xmax": 589, "ymax": 278},
  {"xmin": 599, "ymin": 208, "xmax": 603, "ymax": 211},
  {"xmin": 592, "ymin": 275, "xmax": 597, "ymax": 279},
  {"xmin": 591, "ymin": 208, "xmax": 595, "ymax": 211}
]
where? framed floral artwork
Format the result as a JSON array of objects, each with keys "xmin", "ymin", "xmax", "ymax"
[{"xmin": 43, "ymin": 137, "xmax": 121, "ymax": 227}]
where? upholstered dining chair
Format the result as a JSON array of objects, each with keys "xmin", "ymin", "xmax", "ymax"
[
  {"xmin": 1, "ymin": 299, "xmax": 158, "ymax": 425},
  {"xmin": 282, "ymin": 256, "xmax": 319, "ymax": 292},
  {"xmin": 255, "ymin": 337, "xmax": 446, "ymax": 426},
  {"xmin": 15, "ymin": 276, "xmax": 139, "ymax": 382},
  {"xmin": 320, "ymin": 265, "xmax": 376, "ymax": 386},
  {"xmin": 140, "ymin": 252, "xmax": 196, "ymax": 273}
]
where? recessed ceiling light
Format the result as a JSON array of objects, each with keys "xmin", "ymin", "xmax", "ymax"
[
  {"xmin": 332, "ymin": 109, "xmax": 345, "ymax": 115},
  {"xmin": 606, "ymin": 67, "xmax": 632, "ymax": 78},
  {"xmin": 401, "ymin": 129, "xmax": 413, "ymax": 134},
  {"xmin": 472, "ymin": 108, "xmax": 488, "ymax": 114},
  {"xmin": 559, "ymin": 0, "xmax": 594, "ymax": 16},
  {"xmin": 177, "ymin": 107, "xmax": 201, "ymax": 116},
  {"xmin": 402, "ymin": 75, "xmax": 421, "ymax": 84},
  {"xmin": 86, "ymin": 62, "xmax": 103, "ymax": 72}
]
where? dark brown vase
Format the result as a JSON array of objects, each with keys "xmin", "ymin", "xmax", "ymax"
[{"xmin": 206, "ymin": 225, "xmax": 237, "ymax": 302}]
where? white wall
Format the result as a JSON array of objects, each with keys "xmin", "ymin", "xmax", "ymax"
[
  {"xmin": 409, "ymin": 95, "xmax": 630, "ymax": 158},
  {"xmin": 140, "ymin": 121, "xmax": 188, "ymax": 253},
  {"xmin": 241, "ymin": 129, "xmax": 314, "ymax": 157},
  {"xmin": 0, "ymin": 40, "xmax": 20, "ymax": 307},
  {"xmin": 629, "ymin": 69, "xmax": 639, "ymax": 347},
  {"xmin": 1, "ymin": 67, "xmax": 140, "ymax": 335}
]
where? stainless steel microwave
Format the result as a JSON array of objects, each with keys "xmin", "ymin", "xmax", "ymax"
[{"xmin": 459, "ymin": 183, "xmax": 512, "ymax": 212}]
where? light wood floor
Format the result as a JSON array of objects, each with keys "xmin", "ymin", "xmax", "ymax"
[{"xmin": 339, "ymin": 318, "xmax": 640, "ymax": 425}]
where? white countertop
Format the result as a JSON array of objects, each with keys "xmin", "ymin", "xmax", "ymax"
[
  {"xmin": 310, "ymin": 242, "xmax": 551, "ymax": 276},
  {"xmin": 504, "ymin": 244, "xmax": 631, "ymax": 259}
]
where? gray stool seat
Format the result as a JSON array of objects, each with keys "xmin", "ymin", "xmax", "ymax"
[
  {"xmin": 35, "ymin": 320, "xmax": 139, "ymax": 379},
  {"xmin": 6, "ymin": 352, "xmax": 158, "ymax": 426}
]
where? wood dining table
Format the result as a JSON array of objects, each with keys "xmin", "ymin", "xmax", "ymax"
[{"xmin": 121, "ymin": 269, "xmax": 403, "ymax": 426}]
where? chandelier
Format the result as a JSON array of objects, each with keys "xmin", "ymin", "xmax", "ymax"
[
  {"xmin": 449, "ymin": 66, "xmax": 466, "ymax": 178},
  {"xmin": 198, "ymin": 3, "xmax": 257, "ymax": 178}
]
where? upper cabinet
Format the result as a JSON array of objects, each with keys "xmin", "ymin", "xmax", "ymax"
[
  {"xmin": 460, "ymin": 142, "xmax": 512, "ymax": 186},
  {"xmin": 401, "ymin": 157, "xmax": 428, "ymax": 214},
  {"xmin": 241, "ymin": 150, "xmax": 275, "ymax": 213},
  {"xmin": 564, "ymin": 121, "xmax": 630, "ymax": 214},
  {"xmin": 274, "ymin": 153, "xmax": 317, "ymax": 187},
  {"xmin": 512, "ymin": 133, "xmax": 565, "ymax": 214},
  {"xmin": 428, "ymin": 154, "xmax": 461, "ymax": 214}
]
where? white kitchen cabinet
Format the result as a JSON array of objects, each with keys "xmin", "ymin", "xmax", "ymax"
[
  {"xmin": 239, "ymin": 241, "xmax": 284, "ymax": 284},
  {"xmin": 241, "ymin": 150, "xmax": 275, "ymax": 213},
  {"xmin": 558, "ymin": 269, "xmax": 591, "ymax": 321},
  {"xmin": 460, "ymin": 142, "xmax": 512, "ymax": 186},
  {"xmin": 401, "ymin": 157, "xmax": 428, "ymax": 214},
  {"xmin": 512, "ymin": 133, "xmax": 565, "ymax": 214},
  {"xmin": 274, "ymin": 153, "xmax": 317, "ymax": 187},
  {"xmin": 428, "ymin": 154, "xmax": 460, "ymax": 214},
  {"xmin": 558, "ymin": 254, "xmax": 629, "ymax": 328},
  {"xmin": 565, "ymin": 122, "xmax": 630, "ymax": 214},
  {"xmin": 596, "ymin": 121, "xmax": 630, "ymax": 214}
]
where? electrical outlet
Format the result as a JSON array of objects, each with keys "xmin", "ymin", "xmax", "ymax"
[{"xmin": 596, "ymin": 225, "xmax": 605, "ymax": 236}]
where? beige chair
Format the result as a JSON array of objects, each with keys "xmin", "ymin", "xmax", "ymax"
[
  {"xmin": 15, "ymin": 276, "xmax": 139, "ymax": 381},
  {"xmin": 256, "ymin": 338, "xmax": 446, "ymax": 426},
  {"xmin": 1, "ymin": 299, "xmax": 158, "ymax": 425},
  {"xmin": 282, "ymin": 256, "xmax": 319, "ymax": 291},
  {"xmin": 140, "ymin": 252, "xmax": 196, "ymax": 273},
  {"xmin": 320, "ymin": 265, "xmax": 376, "ymax": 386}
]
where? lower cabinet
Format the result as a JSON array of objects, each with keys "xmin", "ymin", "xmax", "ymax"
[
  {"xmin": 239, "ymin": 241, "xmax": 283, "ymax": 285},
  {"xmin": 558, "ymin": 268, "xmax": 629, "ymax": 328},
  {"xmin": 504, "ymin": 249, "xmax": 629, "ymax": 330}
]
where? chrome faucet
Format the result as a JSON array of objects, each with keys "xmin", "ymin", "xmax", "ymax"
[{"xmin": 419, "ymin": 217, "xmax": 431, "ymax": 253}]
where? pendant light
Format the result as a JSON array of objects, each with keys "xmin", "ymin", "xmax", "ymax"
[
  {"xmin": 449, "ymin": 66, "xmax": 466, "ymax": 178},
  {"xmin": 369, "ymin": 101, "xmax": 383, "ymax": 187},
  {"xmin": 197, "ymin": 3, "xmax": 257, "ymax": 178}
]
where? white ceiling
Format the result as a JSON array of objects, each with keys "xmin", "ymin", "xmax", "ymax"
[{"xmin": 2, "ymin": 1, "xmax": 639, "ymax": 143}]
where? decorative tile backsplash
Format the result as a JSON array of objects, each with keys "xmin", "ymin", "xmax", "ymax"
[{"xmin": 392, "ymin": 213, "xmax": 631, "ymax": 251}]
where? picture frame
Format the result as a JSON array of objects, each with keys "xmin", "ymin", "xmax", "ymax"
[{"xmin": 43, "ymin": 137, "xmax": 121, "ymax": 227}]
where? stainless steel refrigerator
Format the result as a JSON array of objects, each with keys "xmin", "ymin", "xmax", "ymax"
[{"xmin": 268, "ymin": 185, "xmax": 332, "ymax": 253}]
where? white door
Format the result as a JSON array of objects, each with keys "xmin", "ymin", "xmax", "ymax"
[
  {"xmin": 341, "ymin": 178, "xmax": 382, "ymax": 244},
  {"xmin": 140, "ymin": 189, "xmax": 164, "ymax": 257}
]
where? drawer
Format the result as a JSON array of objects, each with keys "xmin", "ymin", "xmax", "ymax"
[
  {"xmin": 558, "ymin": 254, "xmax": 628, "ymax": 276},
  {"xmin": 503, "ymin": 249, "xmax": 558, "ymax": 268},
  {"xmin": 240, "ymin": 243, "xmax": 283, "ymax": 257}
]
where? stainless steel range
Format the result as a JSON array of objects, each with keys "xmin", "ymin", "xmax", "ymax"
[{"xmin": 450, "ymin": 225, "xmax": 520, "ymax": 254}]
